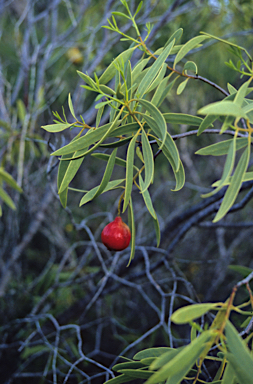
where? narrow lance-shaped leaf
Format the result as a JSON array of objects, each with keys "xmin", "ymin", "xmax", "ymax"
[
  {"xmin": 127, "ymin": 197, "xmax": 135, "ymax": 266},
  {"xmin": 146, "ymin": 330, "xmax": 215, "ymax": 384},
  {"xmin": 151, "ymin": 74, "xmax": 172, "ymax": 107},
  {"xmin": 176, "ymin": 78, "xmax": 189, "ymax": 95},
  {"xmin": 174, "ymin": 35, "xmax": 209, "ymax": 68},
  {"xmin": 213, "ymin": 143, "xmax": 250, "ymax": 222},
  {"xmin": 136, "ymin": 39, "xmax": 175, "ymax": 98},
  {"xmin": 212, "ymin": 171, "xmax": 253, "ymax": 188},
  {"xmin": 41, "ymin": 122, "xmax": 73, "ymax": 133},
  {"xmin": 57, "ymin": 133, "xmax": 87, "ymax": 194},
  {"xmin": 201, "ymin": 137, "xmax": 236, "ymax": 198},
  {"xmin": 164, "ymin": 113, "xmax": 203, "ymax": 126},
  {"xmin": 79, "ymin": 179, "xmax": 124, "ymax": 207},
  {"xmin": 197, "ymin": 114, "xmax": 217, "ymax": 135},
  {"xmin": 0, "ymin": 168, "xmax": 22, "ymax": 192},
  {"xmin": 200, "ymin": 31, "xmax": 252, "ymax": 61},
  {"xmin": 145, "ymin": 63, "xmax": 167, "ymax": 95},
  {"xmin": 165, "ymin": 28, "xmax": 183, "ymax": 47},
  {"xmin": 139, "ymin": 174, "xmax": 156, "ymax": 219},
  {"xmin": 92, "ymin": 153, "xmax": 140, "ymax": 172},
  {"xmin": 222, "ymin": 361, "xmax": 237, "ymax": 384},
  {"xmin": 141, "ymin": 130, "xmax": 154, "ymax": 193},
  {"xmin": 198, "ymin": 101, "xmax": 248, "ymax": 119},
  {"xmin": 113, "ymin": 361, "xmax": 147, "ymax": 372},
  {"xmin": 58, "ymin": 155, "xmax": 85, "ymax": 194},
  {"xmin": 52, "ymin": 112, "xmax": 122, "ymax": 158},
  {"xmin": 123, "ymin": 132, "xmax": 139, "ymax": 212},
  {"xmin": 173, "ymin": 159, "xmax": 185, "ymax": 191},
  {"xmin": 233, "ymin": 78, "xmax": 252, "ymax": 107},
  {"xmin": 117, "ymin": 370, "xmax": 152, "ymax": 380},
  {"xmin": 0, "ymin": 186, "xmax": 16, "ymax": 210},
  {"xmin": 68, "ymin": 93, "xmax": 77, "ymax": 120},
  {"xmin": 138, "ymin": 99, "xmax": 167, "ymax": 149},
  {"xmin": 93, "ymin": 148, "xmax": 118, "ymax": 199},
  {"xmin": 171, "ymin": 303, "xmax": 223, "ymax": 324},
  {"xmin": 102, "ymin": 374, "xmax": 130, "ymax": 384},
  {"xmin": 99, "ymin": 47, "xmax": 136, "ymax": 85},
  {"xmin": 195, "ymin": 137, "xmax": 248, "ymax": 156},
  {"xmin": 225, "ymin": 320, "xmax": 253, "ymax": 384}
]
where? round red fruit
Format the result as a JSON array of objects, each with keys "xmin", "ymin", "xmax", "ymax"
[{"xmin": 101, "ymin": 217, "xmax": 131, "ymax": 251}]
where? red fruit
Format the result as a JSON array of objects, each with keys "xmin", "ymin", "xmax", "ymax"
[{"xmin": 101, "ymin": 217, "xmax": 131, "ymax": 251}]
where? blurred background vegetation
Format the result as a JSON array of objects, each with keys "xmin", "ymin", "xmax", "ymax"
[{"xmin": 1, "ymin": 0, "xmax": 253, "ymax": 383}]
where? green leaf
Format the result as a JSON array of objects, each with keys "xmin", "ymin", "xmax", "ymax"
[
  {"xmin": 222, "ymin": 361, "xmax": 237, "ymax": 384},
  {"xmin": 140, "ymin": 130, "xmax": 154, "ymax": 193},
  {"xmin": 123, "ymin": 132, "xmax": 139, "ymax": 212},
  {"xmin": 113, "ymin": 361, "xmax": 146, "ymax": 372},
  {"xmin": 146, "ymin": 63, "xmax": 167, "ymax": 95},
  {"xmin": 41, "ymin": 123, "xmax": 73, "ymax": 132},
  {"xmin": 17, "ymin": 99, "xmax": 26, "ymax": 123},
  {"xmin": 225, "ymin": 320, "xmax": 253, "ymax": 384},
  {"xmin": 111, "ymin": 11, "xmax": 131, "ymax": 19},
  {"xmin": 174, "ymin": 35, "xmax": 209, "ymax": 68},
  {"xmin": 118, "ymin": 369, "xmax": 152, "ymax": 379},
  {"xmin": 68, "ymin": 93, "xmax": 77, "ymax": 120},
  {"xmin": 213, "ymin": 144, "xmax": 250, "ymax": 222},
  {"xmin": 228, "ymin": 265, "xmax": 253, "ymax": 278},
  {"xmin": 139, "ymin": 175, "xmax": 156, "ymax": 219},
  {"xmin": 227, "ymin": 83, "xmax": 237, "ymax": 95},
  {"xmin": 136, "ymin": 39, "xmax": 175, "ymax": 98},
  {"xmin": 200, "ymin": 31, "xmax": 252, "ymax": 61},
  {"xmin": 0, "ymin": 186, "xmax": 16, "ymax": 210},
  {"xmin": 127, "ymin": 197, "xmax": 135, "ymax": 266},
  {"xmin": 58, "ymin": 155, "xmax": 85, "ymax": 194},
  {"xmin": 146, "ymin": 330, "xmax": 215, "ymax": 384},
  {"xmin": 195, "ymin": 137, "xmax": 248, "ymax": 156},
  {"xmin": 201, "ymin": 138, "xmax": 236, "ymax": 198},
  {"xmin": 151, "ymin": 74, "xmax": 172, "ymax": 107},
  {"xmin": 164, "ymin": 113, "xmax": 203, "ymax": 126},
  {"xmin": 134, "ymin": 347, "xmax": 173, "ymax": 360},
  {"xmin": 150, "ymin": 347, "xmax": 185, "ymax": 370},
  {"xmin": 99, "ymin": 47, "xmax": 136, "ymax": 85},
  {"xmin": 104, "ymin": 374, "xmax": 130, "ymax": 384},
  {"xmin": 197, "ymin": 114, "xmax": 217, "ymax": 135},
  {"xmin": 93, "ymin": 148, "xmax": 117, "ymax": 199},
  {"xmin": 134, "ymin": 0, "xmax": 143, "ymax": 16},
  {"xmin": 95, "ymin": 100, "xmax": 112, "ymax": 109},
  {"xmin": 59, "ymin": 188, "xmax": 68, "ymax": 208},
  {"xmin": 138, "ymin": 99, "xmax": 167, "ymax": 149},
  {"xmin": 183, "ymin": 61, "xmax": 198, "ymax": 74},
  {"xmin": 0, "ymin": 169, "xmax": 22, "ymax": 192},
  {"xmin": 99, "ymin": 84, "xmax": 116, "ymax": 95},
  {"xmin": 77, "ymin": 71, "xmax": 97, "ymax": 88},
  {"xmin": 233, "ymin": 79, "xmax": 252, "ymax": 107},
  {"xmin": 161, "ymin": 133, "xmax": 180, "ymax": 172},
  {"xmin": 92, "ymin": 153, "xmax": 139, "ymax": 171},
  {"xmin": 153, "ymin": 77, "xmax": 177, "ymax": 108},
  {"xmin": 99, "ymin": 137, "xmax": 132, "ymax": 148},
  {"xmin": 176, "ymin": 78, "xmax": 189, "ymax": 95},
  {"xmin": 110, "ymin": 122, "xmax": 139, "ymax": 137},
  {"xmin": 198, "ymin": 101, "xmax": 247, "ymax": 119},
  {"xmin": 165, "ymin": 28, "xmax": 183, "ymax": 47},
  {"xmin": 132, "ymin": 57, "xmax": 151, "ymax": 85},
  {"xmin": 153, "ymin": 214, "xmax": 160, "ymax": 247},
  {"xmin": 52, "ymin": 116, "xmax": 121, "ymax": 158},
  {"xmin": 126, "ymin": 60, "xmax": 132, "ymax": 101},
  {"xmin": 173, "ymin": 160, "xmax": 185, "ymax": 191},
  {"xmin": 171, "ymin": 303, "xmax": 222, "ymax": 324},
  {"xmin": 79, "ymin": 179, "xmax": 124, "ymax": 207}
]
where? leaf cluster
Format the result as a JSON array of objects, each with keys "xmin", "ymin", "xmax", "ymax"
[
  {"xmin": 42, "ymin": 0, "xmax": 253, "ymax": 263},
  {"xmin": 105, "ymin": 274, "xmax": 253, "ymax": 384}
]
